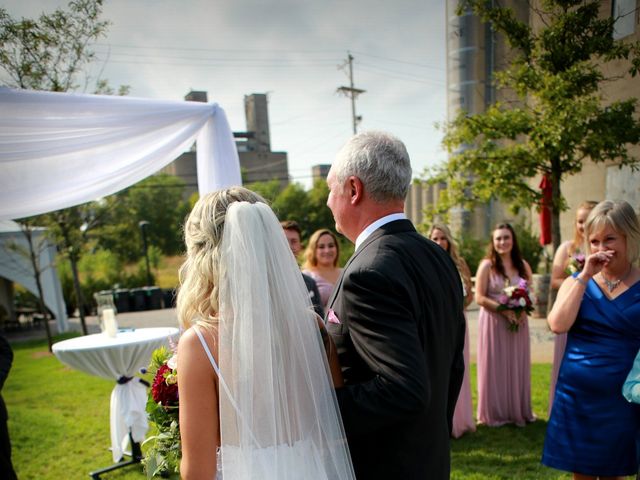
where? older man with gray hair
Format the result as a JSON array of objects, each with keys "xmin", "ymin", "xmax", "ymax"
[{"xmin": 325, "ymin": 131, "xmax": 465, "ymax": 480}]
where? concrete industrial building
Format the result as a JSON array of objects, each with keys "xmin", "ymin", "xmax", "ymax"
[
  {"xmin": 161, "ymin": 92, "xmax": 289, "ymax": 197},
  {"xmin": 311, "ymin": 164, "xmax": 331, "ymax": 184},
  {"xmin": 409, "ymin": 0, "xmax": 640, "ymax": 244}
]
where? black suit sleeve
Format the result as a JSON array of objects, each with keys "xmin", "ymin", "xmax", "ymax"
[
  {"xmin": 335, "ymin": 266, "xmax": 430, "ymax": 435},
  {"xmin": 0, "ymin": 335, "xmax": 13, "ymax": 392},
  {"xmin": 447, "ymin": 309, "xmax": 465, "ymax": 434},
  {"xmin": 302, "ymin": 274, "xmax": 325, "ymax": 319}
]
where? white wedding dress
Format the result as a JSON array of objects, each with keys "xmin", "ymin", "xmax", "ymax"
[
  {"xmin": 195, "ymin": 327, "xmax": 344, "ymax": 479},
  {"xmin": 192, "ymin": 201, "xmax": 355, "ymax": 480}
]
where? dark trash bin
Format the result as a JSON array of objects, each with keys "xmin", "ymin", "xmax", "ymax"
[
  {"xmin": 113, "ymin": 289, "xmax": 131, "ymax": 313},
  {"xmin": 129, "ymin": 288, "xmax": 147, "ymax": 312},
  {"xmin": 162, "ymin": 288, "xmax": 176, "ymax": 309},
  {"xmin": 144, "ymin": 286, "xmax": 163, "ymax": 310}
]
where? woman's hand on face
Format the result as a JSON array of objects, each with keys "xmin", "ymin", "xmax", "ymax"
[{"xmin": 583, "ymin": 250, "xmax": 614, "ymax": 278}]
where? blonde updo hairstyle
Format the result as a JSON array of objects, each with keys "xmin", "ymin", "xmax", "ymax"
[
  {"xmin": 176, "ymin": 187, "xmax": 266, "ymax": 330},
  {"xmin": 584, "ymin": 200, "xmax": 640, "ymax": 264}
]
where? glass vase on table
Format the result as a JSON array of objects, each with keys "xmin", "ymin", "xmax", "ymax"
[{"xmin": 94, "ymin": 292, "xmax": 119, "ymax": 337}]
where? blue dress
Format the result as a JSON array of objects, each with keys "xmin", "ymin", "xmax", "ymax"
[{"xmin": 542, "ymin": 277, "xmax": 640, "ymax": 476}]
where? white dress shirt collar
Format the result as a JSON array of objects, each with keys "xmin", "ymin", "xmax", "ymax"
[{"xmin": 354, "ymin": 213, "xmax": 407, "ymax": 251}]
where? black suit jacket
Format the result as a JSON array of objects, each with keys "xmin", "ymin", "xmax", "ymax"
[
  {"xmin": 326, "ymin": 219, "xmax": 465, "ymax": 480},
  {"xmin": 0, "ymin": 334, "xmax": 13, "ymax": 422},
  {"xmin": 302, "ymin": 272, "xmax": 325, "ymax": 318}
]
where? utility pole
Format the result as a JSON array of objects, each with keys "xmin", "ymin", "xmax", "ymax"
[{"xmin": 337, "ymin": 52, "xmax": 366, "ymax": 134}]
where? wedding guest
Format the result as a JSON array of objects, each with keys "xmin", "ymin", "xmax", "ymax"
[
  {"xmin": 548, "ymin": 200, "xmax": 597, "ymax": 413},
  {"xmin": 542, "ymin": 200, "xmax": 640, "ymax": 479},
  {"xmin": 622, "ymin": 349, "xmax": 640, "ymax": 480},
  {"xmin": 0, "ymin": 334, "xmax": 16, "ymax": 480},
  {"xmin": 429, "ymin": 224, "xmax": 475, "ymax": 438},
  {"xmin": 177, "ymin": 187, "xmax": 354, "ymax": 480},
  {"xmin": 326, "ymin": 131, "xmax": 465, "ymax": 479},
  {"xmin": 302, "ymin": 229, "xmax": 341, "ymax": 309},
  {"xmin": 475, "ymin": 223, "xmax": 535, "ymax": 427},
  {"xmin": 281, "ymin": 220, "xmax": 325, "ymax": 318}
]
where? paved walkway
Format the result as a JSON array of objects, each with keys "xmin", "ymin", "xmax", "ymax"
[{"xmin": 7, "ymin": 304, "xmax": 556, "ymax": 363}]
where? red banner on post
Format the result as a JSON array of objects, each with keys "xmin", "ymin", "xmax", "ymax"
[{"xmin": 539, "ymin": 174, "xmax": 552, "ymax": 246}]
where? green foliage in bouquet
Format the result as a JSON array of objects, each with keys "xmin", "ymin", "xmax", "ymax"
[{"xmin": 143, "ymin": 346, "xmax": 181, "ymax": 479}]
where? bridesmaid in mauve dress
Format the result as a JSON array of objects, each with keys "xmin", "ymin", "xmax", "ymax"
[
  {"xmin": 475, "ymin": 223, "xmax": 536, "ymax": 427},
  {"xmin": 429, "ymin": 224, "xmax": 475, "ymax": 438},
  {"xmin": 548, "ymin": 201, "xmax": 597, "ymax": 414}
]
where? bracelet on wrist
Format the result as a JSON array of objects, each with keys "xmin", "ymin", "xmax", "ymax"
[{"xmin": 575, "ymin": 276, "xmax": 588, "ymax": 287}]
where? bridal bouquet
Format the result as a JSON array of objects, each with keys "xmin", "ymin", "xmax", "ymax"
[
  {"xmin": 497, "ymin": 279, "xmax": 534, "ymax": 332},
  {"xmin": 143, "ymin": 345, "xmax": 181, "ymax": 479},
  {"xmin": 565, "ymin": 252, "xmax": 586, "ymax": 275}
]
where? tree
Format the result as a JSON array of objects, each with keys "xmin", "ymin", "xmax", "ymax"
[
  {"xmin": 271, "ymin": 183, "xmax": 311, "ymax": 228},
  {"xmin": 30, "ymin": 203, "xmax": 108, "ymax": 334},
  {"xmin": 95, "ymin": 174, "xmax": 190, "ymax": 261},
  {"xmin": 1, "ymin": 0, "xmax": 125, "ymax": 334},
  {"xmin": 437, "ymin": 0, "xmax": 640, "ymax": 250},
  {"xmin": 0, "ymin": 0, "xmax": 111, "ymax": 92},
  {"xmin": 3, "ymin": 223, "xmax": 56, "ymax": 350}
]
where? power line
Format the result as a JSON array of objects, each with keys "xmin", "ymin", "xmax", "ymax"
[
  {"xmin": 350, "ymin": 51, "xmax": 445, "ymax": 71},
  {"xmin": 94, "ymin": 43, "xmax": 342, "ymax": 55}
]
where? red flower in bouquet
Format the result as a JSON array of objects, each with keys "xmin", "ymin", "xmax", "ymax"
[
  {"xmin": 497, "ymin": 279, "xmax": 535, "ymax": 332},
  {"xmin": 144, "ymin": 345, "xmax": 181, "ymax": 478},
  {"xmin": 152, "ymin": 363, "xmax": 179, "ymax": 407}
]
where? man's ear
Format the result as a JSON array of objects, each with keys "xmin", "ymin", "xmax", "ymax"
[{"xmin": 348, "ymin": 176, "xmax": 364, "ymax": 205}]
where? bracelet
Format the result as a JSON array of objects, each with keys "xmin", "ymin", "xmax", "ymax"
[{"xmin": 575, "ymin": 276, "xmax": 588, "ymax": 287}]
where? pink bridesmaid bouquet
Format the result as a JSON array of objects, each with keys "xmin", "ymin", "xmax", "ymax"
[
  {"xmin": 565, "ymin": 252, "xmax": 586, "ymax": 275},
  {"xmin": 497, "ymin": 279, "xmax": 534, "ymax": 332}
]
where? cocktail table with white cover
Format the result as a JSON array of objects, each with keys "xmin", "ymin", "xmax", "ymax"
[{"xmin": 52, "ymin": 327, "xmax": 179, "ymax": 462}]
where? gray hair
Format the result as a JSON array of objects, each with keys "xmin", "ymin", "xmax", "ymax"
[
  {"xmin": 584, "ymin": 200, "xmax": 640, "ymax": 264},
  {"xmin": 332, "ymin": 131, "xmax": 412, "ymax": 202}
]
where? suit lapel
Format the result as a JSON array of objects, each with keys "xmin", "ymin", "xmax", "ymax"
[{"xmin": 326, "ymin": 219, "xmax": 416, "ymax": 312}]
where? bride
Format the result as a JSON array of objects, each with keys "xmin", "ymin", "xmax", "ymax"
[{"xmin": 176, "ymin": 187, "xmax": 354, "ymax": 480}]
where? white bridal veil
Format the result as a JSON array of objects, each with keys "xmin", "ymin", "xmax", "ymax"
[{"xmin": 217, "ymin": 202, "xmax": 355, "ymax": 480}]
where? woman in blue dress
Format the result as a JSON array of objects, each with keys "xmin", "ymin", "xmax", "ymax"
[{"xmin": 542, "ymin": 200, "xmax": 640, "ymax": 479}]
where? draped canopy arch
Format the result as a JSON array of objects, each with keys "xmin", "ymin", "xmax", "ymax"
[{"xmin": 0, "ymin": 88, "xmax": 242, "ymax": 331}]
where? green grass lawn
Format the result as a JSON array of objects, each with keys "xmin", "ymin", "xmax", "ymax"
[{"xmin": 2, "ymin": 335, "xmax": 584, "ymax": 479}]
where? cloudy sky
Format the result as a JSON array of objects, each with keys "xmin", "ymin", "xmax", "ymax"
[{"xmin": 3, "ymin": 0, "xmax": 449, "ymax": 188}]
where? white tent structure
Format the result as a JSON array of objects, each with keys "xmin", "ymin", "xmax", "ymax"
[
  {"xmin": 0, "ymin": 88, "xmax": 242, "ymax": 330},
  {"xmin": 0, "ymin": 220, "xmax": 67, "ymax": 331}
]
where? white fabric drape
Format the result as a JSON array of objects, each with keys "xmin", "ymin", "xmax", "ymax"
[
  {"xmin": 52, "ymin": 327, "xmax": 179, "ymax": 462},
  {"xmin": 218, "ymin": 202, "xmax": 355, "ymax": 480},
  {"xmin": 0, "ymin": 87, "xmax": 241, "ymax": 220}
]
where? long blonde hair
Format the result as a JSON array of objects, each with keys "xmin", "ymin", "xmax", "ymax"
[
  {"xmin": 429, "ymin": 224, "xmax": 471, "ymax": 281},
  {"xmin": 569, "ymin": 200, "xmax": 598, "ymax": 256},
  {"xmin": 176, "ymin": 187, "xmax": 266, "ymax": 330}
]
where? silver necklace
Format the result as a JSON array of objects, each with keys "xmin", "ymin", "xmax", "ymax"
[{"xmin": 600, "ymin": 266, "xmax": 632, "ymax": 293}]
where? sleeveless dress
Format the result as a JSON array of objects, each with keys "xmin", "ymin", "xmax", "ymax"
[
  {"xmin": 548, "ymin": 242, "xmax": 578, "ymax": 413},
  {"xmin": 194, "ymin": 328, "xmax": 224, "ymax": 479},
  {"xmin": 302, "ymin": 270, "xmax": 338, "ymax": 309},
  {"xmin": 548, "ymin": 332, "xmax": 566, "ymax": 413},
  {"xmin": 542, "ymin": 277, "xmax": 640, "ymax": 476},
  {"xmin": 476, "ymin": 271, "xmax": 535, "ymax": 426},
  {"xmin": 194, "ymin": 328, "xmax": 343, "ymax": 480},
  {"xmin": 452, "ymin": 316, "xmax": 475, "ymax": 438}
]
